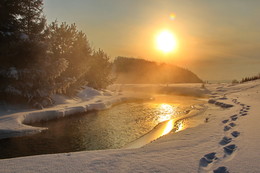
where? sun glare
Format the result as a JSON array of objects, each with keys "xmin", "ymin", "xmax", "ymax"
[
  {"xmin": 156, "ymin": 30, "xmax": 178, "ymax": 53},
  {"xmin": 162, "ymin": 119, "xmax": 174, "ymax": 135}
]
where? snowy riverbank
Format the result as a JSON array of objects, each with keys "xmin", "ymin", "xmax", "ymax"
[
  {"xmin": 0, "ymin": 84, "xmax": 208, "ymax": 140},
  {"xmin": 1, "ymin": 81, "xmax": 260, "ymax": 172},
  {"xmin": 0, "ymin": 87, "xmax": 149, "ymax": 140}
]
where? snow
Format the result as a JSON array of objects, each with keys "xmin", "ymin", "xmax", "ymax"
[
  {"xmin": 0, "ymin": 67, "xmax": 19, "ymax": 80},
  {"xmin": 20, "ymin": 33, "xmax": 29, "ymax": 40},
  {"xmin": 0, "ymin": 81, "xmax": 260, "ymax": 172}
]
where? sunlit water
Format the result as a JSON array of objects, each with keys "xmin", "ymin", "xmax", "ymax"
[{"xmin": 0, "ymin": 95, "xmax": 205, "ymax": 159}]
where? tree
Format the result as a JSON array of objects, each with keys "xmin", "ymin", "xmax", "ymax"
[
  {"xmin": 0, "ymin": 1, "xmax": 114, "ymax": 107},
  {"xmin": 46, "ymin": 22, "xmax": 113, "ymax": 93},
  {"xmin": 86, "ymin": 49, "xmax": 114, "ymax": 89},
  {"xmin": 46, "ymin": 22, "xmax": 93, "ymax": 95},
  {"xmin": 0, "ymin": 0, "xmax": 67, "ymax": 107},
  {"xmin": 0, "ymin": 0, "xmax": 20, "ymax": 35},
  {"xmin": 18, "ymin": 0, "xmax": 46, "ymax": 40}
]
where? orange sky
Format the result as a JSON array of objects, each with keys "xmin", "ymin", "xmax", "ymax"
[{"xmin": 44, "ymin": 0, "xmax": 260, "ymax": 81}]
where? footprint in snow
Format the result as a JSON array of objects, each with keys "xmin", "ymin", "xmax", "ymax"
[
  {"xmin": 224, "ymin": 144, "xmax": 237, "ymax": 155},
  {"xmin": 219, "ymin": 136, "xmax": 232, "ymax": 145},
  {"xmin": 240, "ymin": 108, "xmax": 245, "ymax": 111},
  {"xmin": 213, "ymin": 166, "xmax": 230, "ymax": 173},
  {"xmin": 231, "ymin": 131, "xmax": 240, "ymax": 138},
  {"xmin": 199, "ymin": 152, "xmax": 218, "ymax": 167},
  {"xmin": 230, "ymin": 115, "xmax": 238, "ymax": 121},
  {"xmin": 222, "ymin": 119, "xmax": 229, "ymax": 124},
  {"xmin": 240, "ymin": 113, "xmax": 248, "ymax": 116},
  {"xmin": 228, "ymin": 122, "xmax": 236, "ymax": 127},
  {"xmin": 224, "ymin": 125, "xmax": 231, "ymax": 131}
]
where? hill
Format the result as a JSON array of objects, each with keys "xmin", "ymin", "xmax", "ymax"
[{"xmin": 113, "ymin": 57, "xmax": 203, "ymax": 84}]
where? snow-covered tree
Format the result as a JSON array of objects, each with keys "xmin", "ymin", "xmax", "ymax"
[
  {"xmin": 0, "ymin": 1, "xmax": 114, "ymax": 107},
  {"xmin": 0, "ymin": 0, "xmax": 67, "ymax": 107}
]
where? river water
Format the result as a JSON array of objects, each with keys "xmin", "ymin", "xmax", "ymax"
[{"xmin": 0, "ymin": 95, "xmax": 206, "ymax": 159}]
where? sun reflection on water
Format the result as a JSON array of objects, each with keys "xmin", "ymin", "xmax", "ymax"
[
  {"xmin": 156, "ymin": 103, "xmax": 186, "ymax": 136},
  {"xmin": 162, "ymin": 119, "xmax": 174, "ymax": 135},
  {"xmin": 157, "ymin": 103, "xmax": 175, "ymax": 122}
]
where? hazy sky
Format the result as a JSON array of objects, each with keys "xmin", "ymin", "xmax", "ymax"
[{"xmin": 44, "ymin": 0, "xmax": 260, "ymax": 81}]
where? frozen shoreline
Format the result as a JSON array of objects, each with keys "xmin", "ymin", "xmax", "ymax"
[{"xmin": 1, "ymin": 82, "xmax": 260, "ymax": 172}]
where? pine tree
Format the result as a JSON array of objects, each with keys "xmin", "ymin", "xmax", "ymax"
[
  {"xmin": 46, "ymin": 22, "xmax": 93, "ymax": 95},
  {"xmin": 0, "ymin": 0, "xmax": 19, "ymax": 34},
  {"xmin": 0, "ymin": 0, "xmax": 67, "ymax": 108},
  {"xmin": 86, "ymin": 49, "xmax": 114, "ymax": 89},
  {"xmin": 18, "ymin": 0, "xmax": 46, "ymax": 40},
  {"xmin": 0, "ymin": 0, "xmax": 114, "ymax": 107},
  {"xmin": 0, "ymin": 0, "xmax": 20, "ymax": 65}
]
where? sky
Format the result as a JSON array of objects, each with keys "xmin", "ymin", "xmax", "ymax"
[{"xmin": 43, "ymin": 0, "xmax": 260, "ymax": 81}]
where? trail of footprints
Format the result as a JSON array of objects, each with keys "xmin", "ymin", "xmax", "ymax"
[{"xmin": 198, "ymin": 98, "xmax": 251, "ymax": 173}]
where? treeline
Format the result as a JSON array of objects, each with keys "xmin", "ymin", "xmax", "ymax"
[
  {"xmin": 0, "ymin": 0, "xmax": 113, "ymax": 108},
  {"xmin": 232, "ymin": 73, "xmax": 260, "ymax": 84},
  {"xmin": 241, "ymin": 76, "xmax": 260, "ymax": 83},
  {"xmin": 240, "ymin": 74, "xmax": 260, "ymax": 83},
  {"xmin": 114, "ymin": 57, "xmax": 202, "ymax": 84}
]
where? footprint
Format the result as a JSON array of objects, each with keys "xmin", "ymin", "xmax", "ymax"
[
  {"xmin": 229, "ymin": 122, "xmax": 236, "ymax": 127},
  {"xmin": 222, "ymin": 119, "xmax": 229, "ymax": 124},
  {"xmin": 199, "ymin": 152, "xmax": 218, "ymax": 167},
  {"xmin": 230, "ymin": 115, "xmax": 238, "ymax": 121},
  {"xmin": 224, "ymin": 125, "xmax": 231, "ymax": 131},
  {"xmin": 240, "ymin": 113, "xmax": 247, "ymax": 116},
  {"xmin": 208, "ymin": 99, "xmax": 216, "ymax": 104},
  {"xmin": 231, "ymin": 131, "xmax": 240, "ymax": 137},
  {"xmin": 213, "ymin": 166, "xmax": 229, "ymax": 173},
  {"xmin": 219, "ymin": 136, "xmax": 232, "ymax": 145},
  {"xmin": 224, "ymin": 144, "xmax": 237, "ymax": 155}
]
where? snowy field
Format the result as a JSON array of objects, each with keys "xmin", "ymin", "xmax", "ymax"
[{"xmin": 0, "ymin": 81, "xmax": 260, "ymax": 172}]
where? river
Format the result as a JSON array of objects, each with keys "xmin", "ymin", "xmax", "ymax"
[{"xmin": 0, "ymin": 95, "xmax": 206, "ymax": 159}]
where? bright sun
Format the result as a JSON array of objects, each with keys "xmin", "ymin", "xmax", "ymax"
[{"xmin": 156, "ymin": 30, "xmax": 178, "ymax": 53}]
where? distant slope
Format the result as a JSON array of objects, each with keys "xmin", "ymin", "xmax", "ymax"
[{"xmin": 113, "ymin": 57, "xmax": 203, "ymax": 84}]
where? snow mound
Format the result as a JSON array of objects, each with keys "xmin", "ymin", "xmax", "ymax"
[{"xmin": 77, "ymin": 87, "xmax": 103, "ymax": 100}]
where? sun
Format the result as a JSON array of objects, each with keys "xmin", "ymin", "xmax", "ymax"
[{"xmin": 156, "ymin": 30, "xmax": 178, "ymax": 53}]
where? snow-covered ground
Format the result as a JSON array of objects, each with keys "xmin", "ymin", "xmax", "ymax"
[{"xmin": 0, "ymin": 81, "xmax": 260, "ymax": 172}]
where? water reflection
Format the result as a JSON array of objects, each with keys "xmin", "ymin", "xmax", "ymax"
[
  {"xmin": 0, "ymin": 96, "xmax": 205, "ymax": 159},
  {"xmin": 162, "ymin": 119, "xmax": 174, "ymax": 135},
  {"xmin": 124, "ymin": 118, "xmax": 184, "ymax": 149},
  {"xmin": 157, "ymin": 103, "xmax": 175, "ymax": 122}
]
